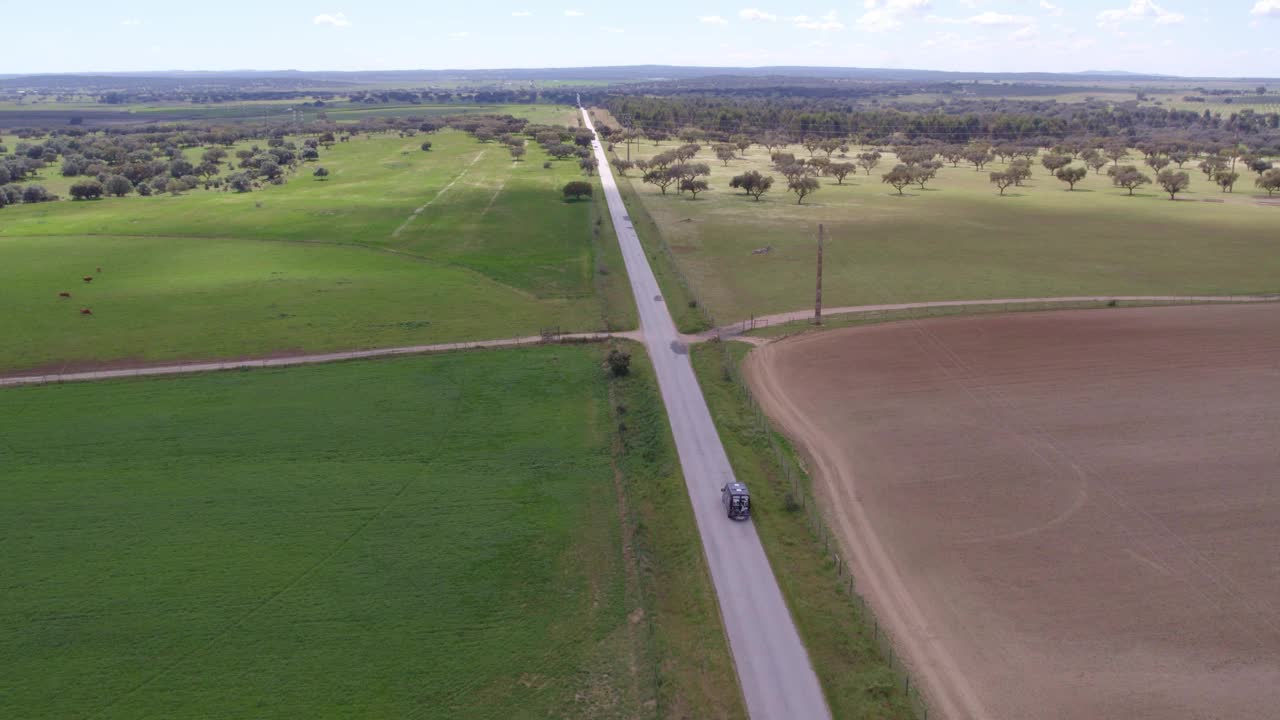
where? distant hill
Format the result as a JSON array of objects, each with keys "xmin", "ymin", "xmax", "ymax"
[
  {"xmin": 1077, "ymin": 70, "xmax": 1165, "ymax": 78},
  {"xmin": 1, "ymin": 66, "xmax": 1274, "ymax": 90}
]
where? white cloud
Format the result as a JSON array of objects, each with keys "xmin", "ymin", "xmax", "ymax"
[
  {"xmin": 603, "ymin": 26, "xmax": 625, "ymax": 33},
  {"xmin": 700, "ymin": 15, "xmax": 729, "ymax": 24},
  {"xmin": 1039, "ymin": 0, "xmax": 1063, "ymax": 16},
  {"xmin": 921, "ymin": 31, "xmax": 981, "ymax": 51},
  {"xmin": 512, "ymin": 10, "xmax": 533, "ymax": 16},
  {"xmin": 1010, "ymin": 25, "xmax": 1040, "ymax": 41},
  {"xmin": 1251, "ymin": 0, "xmax": 1280, "ymax": 17},
  {"xmin": 1097, "ymin": 0, "xmax": 1184, "ymax": 29},
  {"xmin": 564, "ymin": 9, "xmax": 584, "ymax": 17},
  {"xmin": 793, "ymin": 11, "xmax": 845, "ymax": 30},
  {"xmin": 928, "ymin": 11, "xmax": 1031, "ymax": 25},
  {"xmin": 969, "ymin": 11, "xmax": 1031, "ymax": 25},
  {"xmin": 313, "ymin": 12, "xmax": 351, "ymax": 27},
  {"xmin": 120, "ymin": 19, "xmax": 142, "ymax": 26},
  {"xmin": 858, "ymin": 0, "xmax": 930, "ymax": 32},
  {"xmin": 448, "ymin": 31, "xmax": 470, "ymax": 38},
  {"xmin": 739, "ymin": 8, "xmax": 778, "ymax": 21}
]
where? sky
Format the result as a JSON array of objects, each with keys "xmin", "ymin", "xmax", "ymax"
[{"xmin": 6, "ymin": 1, "xmax": 1280, "ymax": 77}]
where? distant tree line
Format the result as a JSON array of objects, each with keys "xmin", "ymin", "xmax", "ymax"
[{"xmin": 603, "ymin": 95, "xmax": 1280, "ymax": 153}]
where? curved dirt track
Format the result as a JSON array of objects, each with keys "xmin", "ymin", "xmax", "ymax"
[
  {"xmin": 745, "ymin": 303, "xmax": 1280, "ymax": 720},
  {"xmin": 746, "ymin": 342, "xmax": 989, "ymax": 720}
]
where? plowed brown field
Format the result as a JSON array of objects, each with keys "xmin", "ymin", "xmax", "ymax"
[{"xmin": 745, "ymin": 304, "xmax": 1280, "ymax": 720}]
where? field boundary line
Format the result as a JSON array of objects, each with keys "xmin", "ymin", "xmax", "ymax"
[
  {"xmin": 391, "ymin": 150, "xmax": 487, "ymax": 238},
  {"xmin": 0, "ymin": 331, "xmax": 641, "ymax": 388}
]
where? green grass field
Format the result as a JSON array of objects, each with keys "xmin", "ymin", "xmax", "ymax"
[
  {"xmin": 0, "ymin": 102, "xmax": 579, "ymax": 127},
  {"xmin": 0, "ymin": 344, "xmax": 738, "ymax": 719},
  {"xmin": 1, "ymin": 130, "xmax": 635, "ymax": 372},
  {"xmin": 614, "ymin": 142, "xmax": 1280, "ymax": 327}
]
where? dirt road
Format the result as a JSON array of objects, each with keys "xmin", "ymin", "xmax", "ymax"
[
  {"xmin": 583, "ymin": 105, "xmax": 831, "ymax": 720},
  {"xmin": 703, "ymin": 294, "xmax": 1278, "ymax": 340},
  {"xmin": 0, "ymin": 332, "xmax": 634, "ymax": 388},
  {"xmin": 745, "ymin": 304, "xmax": 1280, "ymax": 719}
]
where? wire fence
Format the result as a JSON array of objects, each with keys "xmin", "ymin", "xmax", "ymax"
[
  {"xmin": 711, "ymin": 292, "xmax": 1280, "ymax": 720},
  {"xmin": 715, "ymin": 339, "xmax": 931, "ymax": 720}
]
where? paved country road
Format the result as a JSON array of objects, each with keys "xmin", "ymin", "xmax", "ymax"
[{"xmin": 580, "ymin": 106, "xmax": 832, "ymax": 720}]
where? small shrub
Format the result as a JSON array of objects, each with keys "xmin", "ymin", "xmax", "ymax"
[
  {"xmin": 22, "ymin": 184, "xmax": 55, "ymax": 203},
  {"xmin": 606, "ymin": 349, "xmax": 631, "ymax": 377},
  {"xmin": 69, "ymin": 179, "xmax": 104, "ymax": 200},
  {"xmin": 543, "ymin": 161, "xmax": 552, "ymax": 169},
  {"xmin": 563, "ymin": 181, "xmax": 593, "ymax": 201},
  {"xmin": 864, "ymin": 679, "xmax": 895, "ymax": 699},
  {"xmin": 783, "ymin": 492, "xmax": 801, "ymax": 512}
]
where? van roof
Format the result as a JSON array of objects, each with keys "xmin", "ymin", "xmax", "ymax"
[{"xmin": 726, "ymin": 481, "xmax": 749, "ymax": 494}]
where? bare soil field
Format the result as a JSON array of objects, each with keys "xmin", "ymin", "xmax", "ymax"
[{"xmin": 746, "ymin": 304, "xmax": 1280, "ymax": 720}]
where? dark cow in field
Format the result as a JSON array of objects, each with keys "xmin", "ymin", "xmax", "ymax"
[
  {"xmin": 80, "ymin": 308, "xmax": 93, "ymax": 315},
  {"xmin": 58, "ymin": 292, "xmax": 71, "ymax": 298},
  {"xmin": 83, "ymin": 276, "xmax": 93, "ymax": 283}
]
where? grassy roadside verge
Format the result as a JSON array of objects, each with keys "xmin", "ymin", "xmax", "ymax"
[
  {"xmin": 589, "ymin": 176, "xmax": 640, "ymax": 331},
  {"xmin": 690, "ymin": 341, "xmax": 920, "ymax": 720},
  {"xmin": 606, "ymin": 155, "xmax": 710, "ymax": 334},
  {"xmin": 606, "ymin": 342, "xmax": 746, "ymax": 719}
]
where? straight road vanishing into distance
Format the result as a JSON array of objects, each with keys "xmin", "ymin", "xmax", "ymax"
[{"xmin": 582, "ymin": 105, "xmax": 832, "ymax": 720}]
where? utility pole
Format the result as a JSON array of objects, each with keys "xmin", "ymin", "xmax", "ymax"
[
  {"xmin": 814, "ymin": 224, "xmax": 824, "ymax": 326},
  {"xmin": 620, "ymin": 115, "xmax": 633, "ymax": 162}
]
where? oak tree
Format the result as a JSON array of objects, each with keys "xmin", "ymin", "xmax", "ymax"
[
  {"xmin": 789, "ymin": 176, "xmax": 820, "ymax": 204},
  {"xmin": 882, "ymin": 165, "xmax": 914, "ymax": 195},
  {"xmin": 1110, "ymin": 165, "xmax": 1151, "ymax": 195},
  {"xmin": 562, "ymin": 181, "xmax": 593, "ymax": 200},
  {"xmin": 1055, "ymin": 166, "xmax": 1088, "ymax": 190},
  {"xmin": 1255, "ymin": 168, "xmax": 1280, "ymax": 196},
  {"xmin": 989, "ymin": 171, "xmax": 1017, "ymax": 195},
  {"xmin": 728, "ymin": 170, "xmax": 774, "ymax": 201},
  {"xmin": 1157, "ymin": 169, "xmax": 1190, "ymax": 199}
]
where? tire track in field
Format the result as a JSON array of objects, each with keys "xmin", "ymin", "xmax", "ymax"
[{"xmin": 391, "ymin": 150, "xmax": 487, "ymax": 239}]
